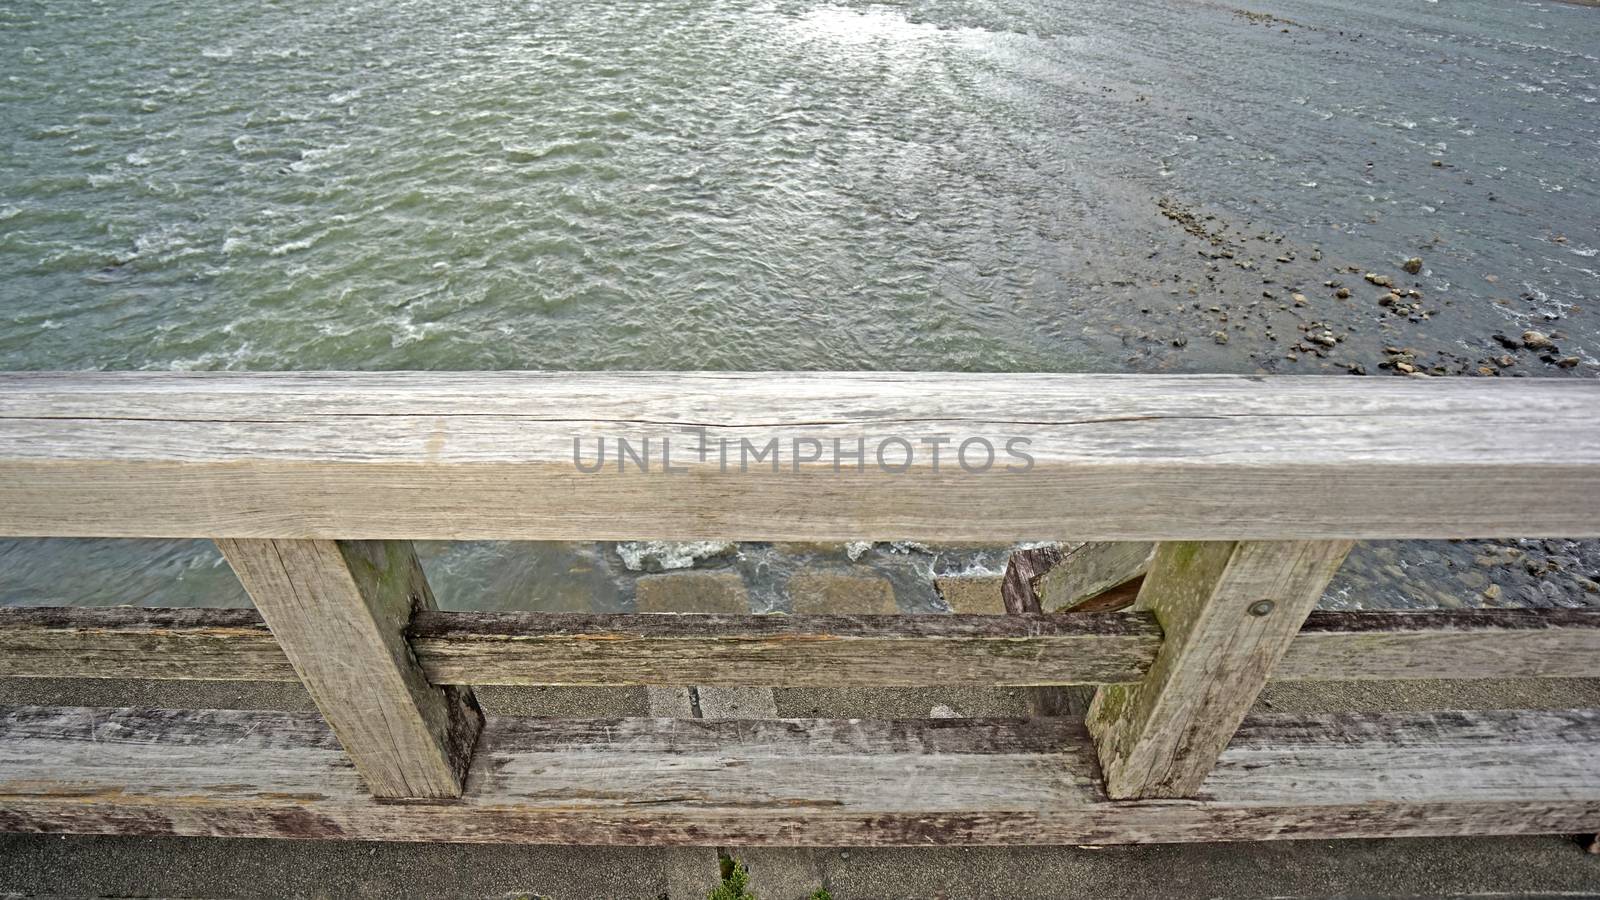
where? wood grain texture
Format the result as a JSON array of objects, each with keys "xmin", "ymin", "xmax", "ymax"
[
  {"xmin": 1088, "ymin": 540, "xmax": 1353, "ymax": 799},
  {"xmin": 0, "ymin": 607, "xmax": 294, "ymax": 681},
  {"xmin": 3, "ymin": 606, "xmax": 1597, "ymax": 685},
  {"xmin": 2, "ymin": 372, "xmax": 1598, "ymax": 540},
  {"xmin": 0, "ymin": 705, "xmax": 1595, "ymax": 846},
  {"xmin": 1004, "ymin": 542, "xmax": 1154, "ymax": 615},
  {"xmin": 215, "ymin": 539, "xmax": 481, "ymax": 799},
  {"xmin": 1001, "ymin": 546, "xmax": 1058, "ymax": 614},
  {"xmin": 411, "ymin": 611, "xmax": 1158, "ymax": 686},
  {"xmin": 1039, "ymin": 542, "xmax": 1155, "ymax": 612},
  {"xmin": 1280, "ymin": 608, "xmax": 1600, "ymax": 681},
  {"xmin": 975, "ymin": 557, "xmax": 1080, "ymax": 716}
]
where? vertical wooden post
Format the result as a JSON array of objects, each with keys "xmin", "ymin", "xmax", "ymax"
[
  {"xmin": 1086, "ymin": 540, "xmax": 1351, "ymax": 800},
  {"xmin": 216, "ymin": 539, "xmax": 482, "ymax": 799}
]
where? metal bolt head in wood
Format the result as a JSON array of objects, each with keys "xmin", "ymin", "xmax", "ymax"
[{"xmin": 1248, "ymin": 599, "xmax": 1276, "ymax": 617}]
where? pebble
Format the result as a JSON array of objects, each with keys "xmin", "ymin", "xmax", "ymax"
[
  {"xmin": 1402, "ymin": 257, "xmax": 1423, "ymax": 275},
  {"xmin": 1483, "ymin": 584, "xmax": 1502, "ymax": 601},
  {"xmin": 1335, "ymin": 287, "xmax": 1351, "ymax": 299},
  {"xmin": 1557, "ymin": 356, "xmax": 1580, "ymax": 368},
  {"xmin": 1521, "ymin": 330, "xmax": 1554, "ymax": 350},
  {"xmin": 1364, "ymin": 273, "xmax": 1393, "ymax": 287}
]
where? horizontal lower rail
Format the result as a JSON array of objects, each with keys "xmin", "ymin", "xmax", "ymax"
[
  {"xmin": 0, "ymin": 705, "xmax": 1595, "ymax": 845},
  {"xmin": 1, "ymin": 607, "xmax": 1595, "ymax": 686},
  {"xmin": 3, "ymin": 373, "xmax": 1598, "ymax": 541}
]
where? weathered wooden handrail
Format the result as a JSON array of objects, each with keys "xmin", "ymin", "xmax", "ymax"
[
  {"xmin": 2, "ymin": 372, "xmax": 1597, "ymax": 540},
  {"xmin": 0, "ymin": 372, "xmax": 1596, "ymax": 845}
]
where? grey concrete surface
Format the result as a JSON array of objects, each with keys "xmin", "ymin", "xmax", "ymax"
[{"xmin": 1, "ymin": 832, "xmax": 1596, "ymax": 898}]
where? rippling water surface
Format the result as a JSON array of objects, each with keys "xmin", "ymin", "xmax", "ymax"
[{"xmin": 2, "ymin": 0, "xmax": 1597, "ymax": 609}]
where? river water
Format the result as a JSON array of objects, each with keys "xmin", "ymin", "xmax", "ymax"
[{"xmin": 2, "ymin": 0, "xmax": 1597, "ymax": 611}]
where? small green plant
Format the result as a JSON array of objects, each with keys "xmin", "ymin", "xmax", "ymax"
[
  {"xmin": 707, "ymin": 855, "xmax": 831, "ymax": 900},
  {"xmin": 708, "ymin": 858, "xmax": 755, "ymax": 900}
]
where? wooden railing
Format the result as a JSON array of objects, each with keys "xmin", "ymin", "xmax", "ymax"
[{"xmin": 0, "ymin": 372, "xmax": 1597, "ymax": 844}]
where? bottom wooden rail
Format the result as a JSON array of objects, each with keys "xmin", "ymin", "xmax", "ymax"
[{"xmin": 0, "ymin": 705, "xmax": 1596, "ymax": 845}]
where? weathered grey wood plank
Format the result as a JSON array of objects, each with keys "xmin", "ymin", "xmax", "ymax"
[
  {"xmin": 978, "ymin": 554, "xmax": 1081, "ymax": 715},
  {"xmin": 1001, "ymin": 546, "xmax": 1058, "ymax": 615},
  {"xmin": 0, "ymin": 607, "xmax": 295, "ymax": 681},
  {"xmin": 412, "ymin": 611, "xmax": 1157, "ymax": 686},
  {"xmin": 1279, "ymin": 609, "xmax": 1600, "ymax": 681},
  {"xmin": 1039, "ymin": 542, "xmax": 1155, "ymax": 612},
  {"xmin": 0, "ymin": 705, "xmax": 1595, "ymax": 846},
  {"xmin": 1088, "ymin": 540, "xmax": 1353, "ymax": 799},
  {"xmin": 2, "ymin": 373, "xmax": 1597, "ymax": 540},
  {"xmin": 215, "ymin": 539, "xmax": 481, "ymax": 799},
  {"xmin": 1003, "ymin": 542, "xmax": 1154, "ymax": 614},
  {"xmin": 2, "ymin": 607, "xmax": 1597, "ymax": 685}
]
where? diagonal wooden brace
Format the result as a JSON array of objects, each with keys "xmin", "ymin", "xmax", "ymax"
[
  {"xmin": 217, "ymin": 538, "xmax": 482, "ymax": 799},
  {"xmin": 1087, "ymin": 540, "xmax": 1352, "ymax": 800}
]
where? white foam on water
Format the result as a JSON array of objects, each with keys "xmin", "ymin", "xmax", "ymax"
[
  {"xmin": 615, "ymin": 541, "xmax": 738, "ymax": 572},
  {"xmin": 289, "ymin": 143, "xmax": 349, "ymax": 173},
  {"xmin": 267, "ymin": 238, "xmax": 315, "ymax": 256}
]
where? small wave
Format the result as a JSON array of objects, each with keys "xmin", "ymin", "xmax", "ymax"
[
  {"xmin": 503, "ymin": 139, "xmax": 607, "ymax": 163},
  {"xmin": 133, "ymin": 227, "xmax": 191, "ymax": 258},
  {"xmin": 267, "ymin": 237, "xmax": 315, "ymax": 256},
  {"xmin": 288, "ymin": 143, "xmax": 349, "ymax": 172}
]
